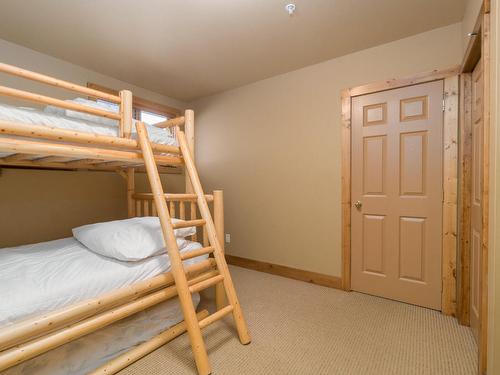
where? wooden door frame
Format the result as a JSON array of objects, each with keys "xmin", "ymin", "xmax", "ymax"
[
  {"xmin": 457, "ymin": 2, "xmax": 491, "ymax": 374},
  {"xmin": 340, "ymin": 66, "xmax": 460, "ymax": 316}
]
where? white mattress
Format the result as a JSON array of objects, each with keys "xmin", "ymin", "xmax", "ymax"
[
  {"xmin": 0, "ymin": 102, "xmax": 178, "ymax": 155},
  {"xmin": 0, "ymin": 237, "xmax": 205, "ymax": 326},
  {"xmin": 3, "ymin": 295, "xmax": 199, "ymax": 375}
]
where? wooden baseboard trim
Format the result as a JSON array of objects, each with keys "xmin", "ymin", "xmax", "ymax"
[{"xmin": 225, "ymin": 254, "xmax": 343, "ymax": 290}]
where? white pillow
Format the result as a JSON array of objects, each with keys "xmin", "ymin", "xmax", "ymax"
[
  {"xmin": 43, "ymin": 98, "xmax": 176, "ymax": 140},
  {"xmin": 72, "ymin": 217, "xmax": 197, "ymax": 261},
  {"xmin": 66, "ymin": 97, "xmax": 120, "ymax": 126},
  {"xmin": 44, "ymin": 97, "xmax": 119, "ymax": 127}
]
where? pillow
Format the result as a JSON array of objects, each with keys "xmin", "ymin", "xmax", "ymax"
[
  {"xmin": 66, "ymin": 97, "xmax": 120, "ymax": 127},
  {"xmin": 44, "ymin": 97, "xmax": 119, "ymax": 127},
  {"xmin": 72, "ymin": 217, "xmax": 197, "ymax": 261},
  {"xmin": 43, "ymin": 98, "xmax": 175, "ymax": 140},
  {"xmin": 43, "ymin": 104, "xmax": 65, "ymax": 116}
]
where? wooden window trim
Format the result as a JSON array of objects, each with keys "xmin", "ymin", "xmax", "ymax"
[{"xmin": 87, "ymin": 83, "xmax": 181, "ymax": 118}]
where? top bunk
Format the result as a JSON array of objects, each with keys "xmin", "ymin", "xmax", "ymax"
[{"xmin": 0, "ymin": 62, "xmax": 193, "ymax": 174}]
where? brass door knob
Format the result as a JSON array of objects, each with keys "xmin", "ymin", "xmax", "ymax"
[{"xmin": 354, "ymin": 201, "xmax": 362, "ymax": 210}]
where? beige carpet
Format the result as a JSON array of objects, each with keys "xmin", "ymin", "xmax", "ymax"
[{"xmin": 119, "ymin": 265, "xmax": 477, "ymax": 375}]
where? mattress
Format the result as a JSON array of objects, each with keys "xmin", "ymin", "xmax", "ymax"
[
  {"xmin": 3, "ymin": 295, "xmax": 199, "ymax": 375},
  {"xmin": 0, "ymin": 102, "xmax": 177, "ymax": 157},
  {"xmin": 0, "ymin": 237, "xmax": 205, "ymax": 326}
]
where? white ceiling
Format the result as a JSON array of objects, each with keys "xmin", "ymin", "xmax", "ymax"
[{"xmin": 0, "ymin": 0, "xmax": 465, "ymax": 101}]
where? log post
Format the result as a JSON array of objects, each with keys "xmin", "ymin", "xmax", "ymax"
[
  {"xmin": 119, "ymin": 90, "xmax": 133, "ymax": 138},
  {"xmin": 184, "ymin": 109, "xmax": 195, "ymax": 193},
  {"xmin": 126, "ymin": 168, "xmax": 135, "ymax": 218},
  {"xmin": 213, "ymin": 190, "xmax": 227, "ymax": 309}
]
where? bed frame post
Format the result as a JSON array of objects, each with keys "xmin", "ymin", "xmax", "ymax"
[
  {"xmin": 119, "ymin": 90, "xmax": 133, "ymax": 138},
  {"xmin": 126, "ymin": 168, "xmax": 135, "ymax": 218},
  {"xmin": 184, "ymin": 109, "xmax": 195, "ymax": 193},
  {"xmin": 213, "ymin": 190, "xmax": 227, "ymax": 309}
]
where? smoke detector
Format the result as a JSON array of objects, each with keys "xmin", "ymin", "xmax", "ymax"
[{"xmin": 285, "ymin": 3, "xmax": 296, "ymax": 16}]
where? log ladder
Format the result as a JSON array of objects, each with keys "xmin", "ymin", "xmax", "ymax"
[{"xmin": 136, "ymin": 122, "xmax": 251, "ymax": 375}]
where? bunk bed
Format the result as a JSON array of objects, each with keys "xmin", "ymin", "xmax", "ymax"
[{"xmin": 0, "ymin": 62, "xmax": 250, "ymax": 375}]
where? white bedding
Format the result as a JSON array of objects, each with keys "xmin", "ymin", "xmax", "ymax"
[
  {"xmin": 0, "ymin": 237, "xmax": 205, "ymax": 326},
  {"xmin": 3, "ymin": 295, "xmax": 199, "ymax": 375},
  {"xmin": 0, "ymin": 102, "xmax": 177, "ymax": 153}
]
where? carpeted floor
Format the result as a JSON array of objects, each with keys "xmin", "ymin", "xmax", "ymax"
[{"xmin": 119, "ymin": 265, "xmax": 477, "ymax": 375}]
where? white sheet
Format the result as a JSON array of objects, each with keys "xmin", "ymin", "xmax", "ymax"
[
  {"xmin": 0, "ymin": 237, "xmax": 205, "ymax": 326},
  {"xmin": 3, "ymin": 294, "xmax": 200, "ymax": 375},
  {"xmin": 0, "ymin": 102, "xmax": 177, "ymax": 152}
]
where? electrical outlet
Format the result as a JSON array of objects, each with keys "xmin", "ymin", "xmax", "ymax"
[{"xmin": 225, "ymin": 233, "xmax": 231, "ymax": 243}]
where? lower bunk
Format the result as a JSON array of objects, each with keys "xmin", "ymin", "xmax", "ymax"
[
  {"xmin": 4, "ymin": 295, "xmax": 200, "ymax": 375},
  {"xmin": 0, "ymin": 223, "xmax": 217, "ymax": 374}
]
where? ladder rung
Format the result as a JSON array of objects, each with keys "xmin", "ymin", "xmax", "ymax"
[
  {"xmin": 199, "ymin": 305, "xmax": 234, "ymax": 329},
  {"xmin": 181, "ymin": 246, "xmax": 215, "ymax": 261},
  {"xmin": 187, "ymin": 270, "xmax": 219, "ymax": 286},
  {"xmin": 189, "ymin": 274, "xmax": 224, "ymax": 294},
  {"xmin": 172, "ymin": 219, "xmax": 205, "ymax": 229}
]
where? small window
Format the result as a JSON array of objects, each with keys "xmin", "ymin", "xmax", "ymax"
[{"xmin": 139, "ymin": 110, "xmax": 167, "ymax": 125}]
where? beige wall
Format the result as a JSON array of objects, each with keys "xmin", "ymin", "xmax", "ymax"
[
  {"xmin": 0, "ymin": 169, "xmax": 126, "ymax": 247},
  {"xmin": 0, "ymin": 38, "xmax": 186, "ymax": 247},
  {"xmin": 0, "ymin": 169, "xmax": 185, "ymax": 248},
  {"xmin": 462, "ymin": 0, "xmax": 484, "ymax": 51},
  {"xmin": 0, "ymin": 38, "xmax": 186, "ymax": 109},
  {"xmin": 192, "ymin": 23, "xmax": 463, "ymax": 277}
]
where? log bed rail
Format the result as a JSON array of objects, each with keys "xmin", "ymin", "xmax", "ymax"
[{"xmin": 0, "ymin": 62, "xmax": 194, "ymax": 173}]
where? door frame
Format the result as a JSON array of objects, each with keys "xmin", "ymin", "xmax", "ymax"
[
  {"xmin": 457, "ymin": 2, "xmax": 491, "ymax": 374},
  {"xmin": 340, "ymin": 66, "xmax": 460, "ymax": 316}
]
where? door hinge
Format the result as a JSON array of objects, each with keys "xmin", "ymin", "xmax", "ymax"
[{"xmin": 442, "ymin": 99, "xmax": 446, "ymax": 112}]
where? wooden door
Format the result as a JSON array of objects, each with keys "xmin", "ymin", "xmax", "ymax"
[
  {"xmin": 351, "ymin": 81, "xmax": 444, "ymax": 310},
  {"xmin": 470, "ymin": 59, "xmax": 483, "ymax": 342}
]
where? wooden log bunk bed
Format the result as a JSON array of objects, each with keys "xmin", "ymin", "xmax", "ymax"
[{"xmin": 0, "ymin": 63, "xmax": 250, "ymax": 375}]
